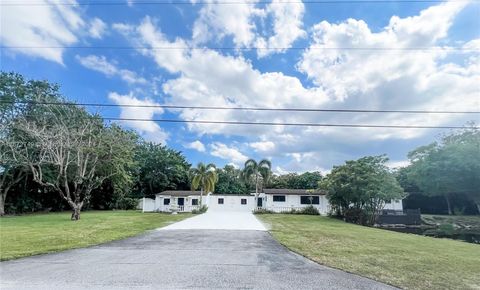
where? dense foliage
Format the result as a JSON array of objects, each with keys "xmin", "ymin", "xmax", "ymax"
[
  {"xmin": 215, "ymin": 165, "xmax": 249, "ymax": 195},
  {"xmin": 404, "ymin": 129, "xmax": 480, "ymax": 215},
  {"xmin": 269, "ymin": 172, "xmax": 322, "ymax": 189},
  {"xmin": 320, "ymin": 155, "xmax": 405, "ymax": 225}
]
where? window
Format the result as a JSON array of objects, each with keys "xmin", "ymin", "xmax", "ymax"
[
  {"xmin": 385, "ymin": 200, "xmax": 392, "ymax": 204},
  {"xmin": 163, "ymin": 198, "xmax": 170, "ymax": 205},
  {"xmin": 241, "ymin": 198, "xmax": 247, "ymax": 205},
  {"xmin": 273, "ymin": 195, "xmax": 286, "ymax": 202},
  {"xmin": 218, "ymin": 198, "xmax": 224, "ymax": 204},
  {"xmin": 300, "ymin": 196, "xmax": 319, "ymax": 205},
  {"xmin": 192, "ymin": 199, "xmax": 198, "ymax": 206}
]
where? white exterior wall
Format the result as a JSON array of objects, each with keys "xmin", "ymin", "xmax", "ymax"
[
  {"xmin": 138, "ymin": 198, "xmax": 156, "ymax": 212},
  {"xmin": 263, "ymin": 194, "xmax": 330, "ymax": 215},
  {"xmin": 206, "ymin": 195, "xmax": 255, "ymax": 212},
  {"xmin": 383, "ymin": 199, "xmax": 403, "ymax": 211},
  {"xmin": 153, "ymin": 194, "xmax": 207, "ymax": 212}
]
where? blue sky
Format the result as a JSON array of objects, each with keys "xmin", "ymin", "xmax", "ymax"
[{"xmin": 1, "ymin": 0, "xmax": 479, "ymax": 173}]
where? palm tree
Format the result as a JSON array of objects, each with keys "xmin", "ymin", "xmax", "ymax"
[
  {"xmin": 241, "ymin": 159, "xmax": 271, "ymax": 206},
  {"xmin": 190, "ymin": 162, "xmax": 218, "ymax": 206}
]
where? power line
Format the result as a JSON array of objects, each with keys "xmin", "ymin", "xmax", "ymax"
[
  {"xmin": 3, "ymin": 100, "xmax": 479, "ymax": 114},
  {"xmin": 90, "ymin": 117, "xmax": 478, "ymax": 129},
  {"xmin": 2, "ymin": 46, "xmax": 477, "ymax": 51},
  {"xmin": 1, "ymin": 0, "xmax": 476, "ymax": 6}
]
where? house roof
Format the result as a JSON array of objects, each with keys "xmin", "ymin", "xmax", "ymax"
[
  {"xmin": 263, "ymin": 189, "xmax": 327, "ymax": 195},
  {"xmin": 156, "ymin": 190, "xmax": 202, "ymax": 197}
]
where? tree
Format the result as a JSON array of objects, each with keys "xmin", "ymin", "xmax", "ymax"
[
  {"xmin": 190, "ymin": 162, "xmax": 218, "ymax": 206},
  {"xmin": 269, "ymin": 171, "xmax": 322, "ymax": 189},
  {"xmin": 133, "ymin": 142, "xmax": 190, "ymax": 197},
  {"xmin": 14, "ymin": 102, "xmax": 137, "ymax": 220},
  {"xmin": 406, "ymin": 129, "xmax": 480, "ymax": 214},
  {"xmin": 0, "ymin": 72, "xmax": 62, "ymax": 216},
  {"xmin": 319, "ymin": 155, "xmax": 405, "ymax": 225},
  {"xmin": 215, "ymin": 165, "xmax": 249, "ymax": 195},
  {"xmin": 241, "ymin": 159, "xmax": 272, "ymax": 205}
]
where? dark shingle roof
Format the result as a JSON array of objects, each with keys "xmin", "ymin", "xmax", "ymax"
[
  {"xmin": 157, "ymin": 190, "xmax": 202, "ymax": 197},
  {"xmin": 263, "ymin": 189, "xmax": 326, "ymax": 195}
]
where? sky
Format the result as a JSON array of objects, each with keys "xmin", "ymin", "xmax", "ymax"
[{"xmin": 1, "ymin": 0, "xmax": 479, "ymax": 174}]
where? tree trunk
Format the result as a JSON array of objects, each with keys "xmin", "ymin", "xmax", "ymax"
[
  {"xmin": 444, "ymin": 194, "xmax": 452, "ymax": 215},
  {"xmin": 0, "ymin": 193, "xmax": 6, "ymax": 216},
  {"xmin": 71, "ymin": 203, "xmax": 83, "ymax": 221}
]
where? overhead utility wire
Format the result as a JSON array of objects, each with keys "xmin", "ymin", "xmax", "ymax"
[
  {"xmin": 2, "ymin": 46, "xmax": 476, "ymax": 51},
  {"xmin": 4, "ymin": 101, "xmax": 479, "ymax": 114},
  {"xmin": 94, "ymin": 117, "xmax": 477, "ymax": 129},
  {"xmin": 1, "ymin": 0, "xmax": 476, "ymax": 6}
]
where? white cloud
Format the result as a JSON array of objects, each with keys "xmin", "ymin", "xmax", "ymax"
[
  {"xmin": 108, "ymin": 92, "xmax": 168, "ymax": 144},
  {"xmin": 191, "ymin": 0, "xmax": 305, "ymax": 57},
  {"xmin": 76, "ymin": 55, "xmax": 147, "ymax": 85},
  {"xmin": 256, "ymin": 0, "xmax": 306, "ymax": 57},
  {"xmin": 210, "ymin": 142, "xmax": 248, "ymax": 165},
  {"xmin": 249, "ymin": 141, "xmax": 275, "ymax": 152},
  {"xmin": 185, "ymin": 140, "xmax": 206, "ymax": 152},
  {"xmin": 88, "ymin": 18, "xmax": 107, "ymax": 39},
  {"xmin": 0, "ymin": 0, "xmax": 105, "ymax": 64},
  {"xmin": 387, "ymin": 160, "xmax": 411, "ymax": 169},
  {"xmin": 115, "ymin": 1, "xmax": 478, "ymax": 172}
]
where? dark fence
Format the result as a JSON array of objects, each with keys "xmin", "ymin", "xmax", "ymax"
[{"xmin": 377, "ymin": 209, "xmax": 422, "ymax": 225}]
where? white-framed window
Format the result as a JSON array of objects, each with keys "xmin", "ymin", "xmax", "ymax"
[
  {"xmin": 163, "ymin": 198, "xmax": 170, "ymax": 205},
  {"xmin": 218, "ymin": 198, "xmax": 224, "ymax": 204},
  {"xmin": 273, "ymin": 195, "xmax": 286, "ymax": 202},
  {"xmin": 300, "ymin": 196, "xmax": 319, "ymax": 205},
  {"xmin": 241, "ymin": 198, "xmax": 247, "ymax": 205},
  {"xmin": 192, "ymin": 199, "xmax": 199, "ymax": 206}
]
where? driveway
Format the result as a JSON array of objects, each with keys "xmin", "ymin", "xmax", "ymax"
[
  {"xmin": 160, "ymin": 211, "xmax": 267, "ymax": 231},
  {"xmin": 0, "ymin": 213, "xmax": 396, "ymax": 289}
]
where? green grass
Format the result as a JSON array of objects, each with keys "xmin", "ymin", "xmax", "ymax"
[
  {"xmin": 258, "ymin": 214, "xmax": 480, "ymax": 290},
  {"xmin": 0, "ymin": 210, "xmax": 191, "ymax": 261}
]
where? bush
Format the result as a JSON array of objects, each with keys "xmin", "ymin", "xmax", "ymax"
[
  {"xmin": 253, "ymin": 208, "xmax": 275, "ymax": 214},
  {"xmin": 192, "ymin": 205, "xmax": 208, "ymax": 214},
  {"xmin": 116, "ymin": 197, "xmax": 138, "ymax": 210},
  {"xmin": 299, "ymin": 205, "xmax": 320, "ymax": 215}
]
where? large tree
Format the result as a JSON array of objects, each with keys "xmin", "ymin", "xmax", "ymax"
[
  {"xmin": 215, "ymin": 165, "xmax": 249, "ymax": 195},
  {"xmin": 406, "ymin": 129, "xmax": 480, "ymax": 214},
  {"xmin": 133, "ymin": 142, "xmax": 190, "ymax": 197},
  {"xmin": 320, "ymin": 155, "xmax": 405, "ymax": 225},
  {"xmin": 190, "ymin": 162, "xmax": 218, "ymax": 206},
  {"xmin": 0, "ymin": 72, "xmax": 62, "ymax": 216},
  {"xmin": 269, "ymin": 172, "xmax": 322, "ymax": 189},
  {"xmin": 14, "ymin": 101, "xmax": 137, "ymax": 220},
  {"xmin": 241, "ymin": 159, "xmax": 271, "ymax": 205}
]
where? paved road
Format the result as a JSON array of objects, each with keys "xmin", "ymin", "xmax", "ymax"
[
  {"xmin": 0, "ymin": 228, "xmax": 396, "ymax": 289},
  {"xmin": 160, "ymin": 211, "xmax": 267, "ymax": 231}
]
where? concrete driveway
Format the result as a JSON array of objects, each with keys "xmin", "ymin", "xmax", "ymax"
[
  {"xmin": 160, "ymin": 211, "xmax": 267, "ymax": 231},
  {"xmin": 0, "ymin": 213, "xmax": 396, "ymax": 289}
]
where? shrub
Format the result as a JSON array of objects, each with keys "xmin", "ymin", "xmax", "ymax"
[
  {"xmin": 299, "ymin": 205, "xmax": 320, "ymax": 215},
  {"xmin": 192, "ymin": 205, "xmax": 208, "ymax": 214},
  {"xmin": 253, "ymin": 208, "xmax": 275, "ymax": 214},
  {"xmin": 116, "ymin": 197, "xmax": 138, "ymax": 210}
]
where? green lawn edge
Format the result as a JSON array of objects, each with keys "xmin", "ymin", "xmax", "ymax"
[
  {"xmin": 258, "ymin": 214, "xmax": 480, "ymax": 290},
  {"xmin": 0, "ymin": 210, "xmax": 192, "ymax": 261}
]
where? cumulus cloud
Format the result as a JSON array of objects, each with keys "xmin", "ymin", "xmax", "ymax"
[
  {"xmin": 185, "ymin": 140, "xmax": 206, "ymax": 152},
  {"xmin": 192, "ymin": 0, "xmax": 305, "ymax": 57},
  {"xmin": 210, "ymin": 142, "xmax": 248, "ymax": 165},
  {"xmin": 88, "ymin": 18, "xmax": 107, "ymax": 39},
  {"xmin": 249, "ymin": 141, "xmax": 275, "ymax": 153},
  {"xmin": 114, "ymin": 1, "xmax": 478, "ymax": 172},
  {"xmin": 0, "ymin": 0, "xmax": 104, "ymax": 64},
  {"xmin": 108, "ymin": 92, "xmax": 168, "ymax": 144},
  {"xmin": 76, "ymin": 55, "xmax": 147, "ymax": 85}
]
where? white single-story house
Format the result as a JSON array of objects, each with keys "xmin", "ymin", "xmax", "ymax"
[{"xmin": 139, "ymin": 188, "xmax": 403, "ymax": 214}]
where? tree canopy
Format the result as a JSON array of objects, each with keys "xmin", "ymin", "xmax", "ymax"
[{"xmin": 320, "ymin": 155, "xmax": 405, "ymax": 225}]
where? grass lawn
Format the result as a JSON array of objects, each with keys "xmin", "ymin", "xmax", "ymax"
[
  {"xmin": 0, "ymin": 210, "xmax": 191, "ymax": 261},
  {"xmin": 258, "ymin": 214, "xmax": 480, "ymax": 290}
]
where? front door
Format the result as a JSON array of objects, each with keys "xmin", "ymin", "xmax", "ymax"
[
  {"xmin": 257, "ymin": 198, "xmax": 263, "ymax": 207},
  {"xmin": 178, "ymin": 198, "xmax": 185, "ymax": 206}
]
